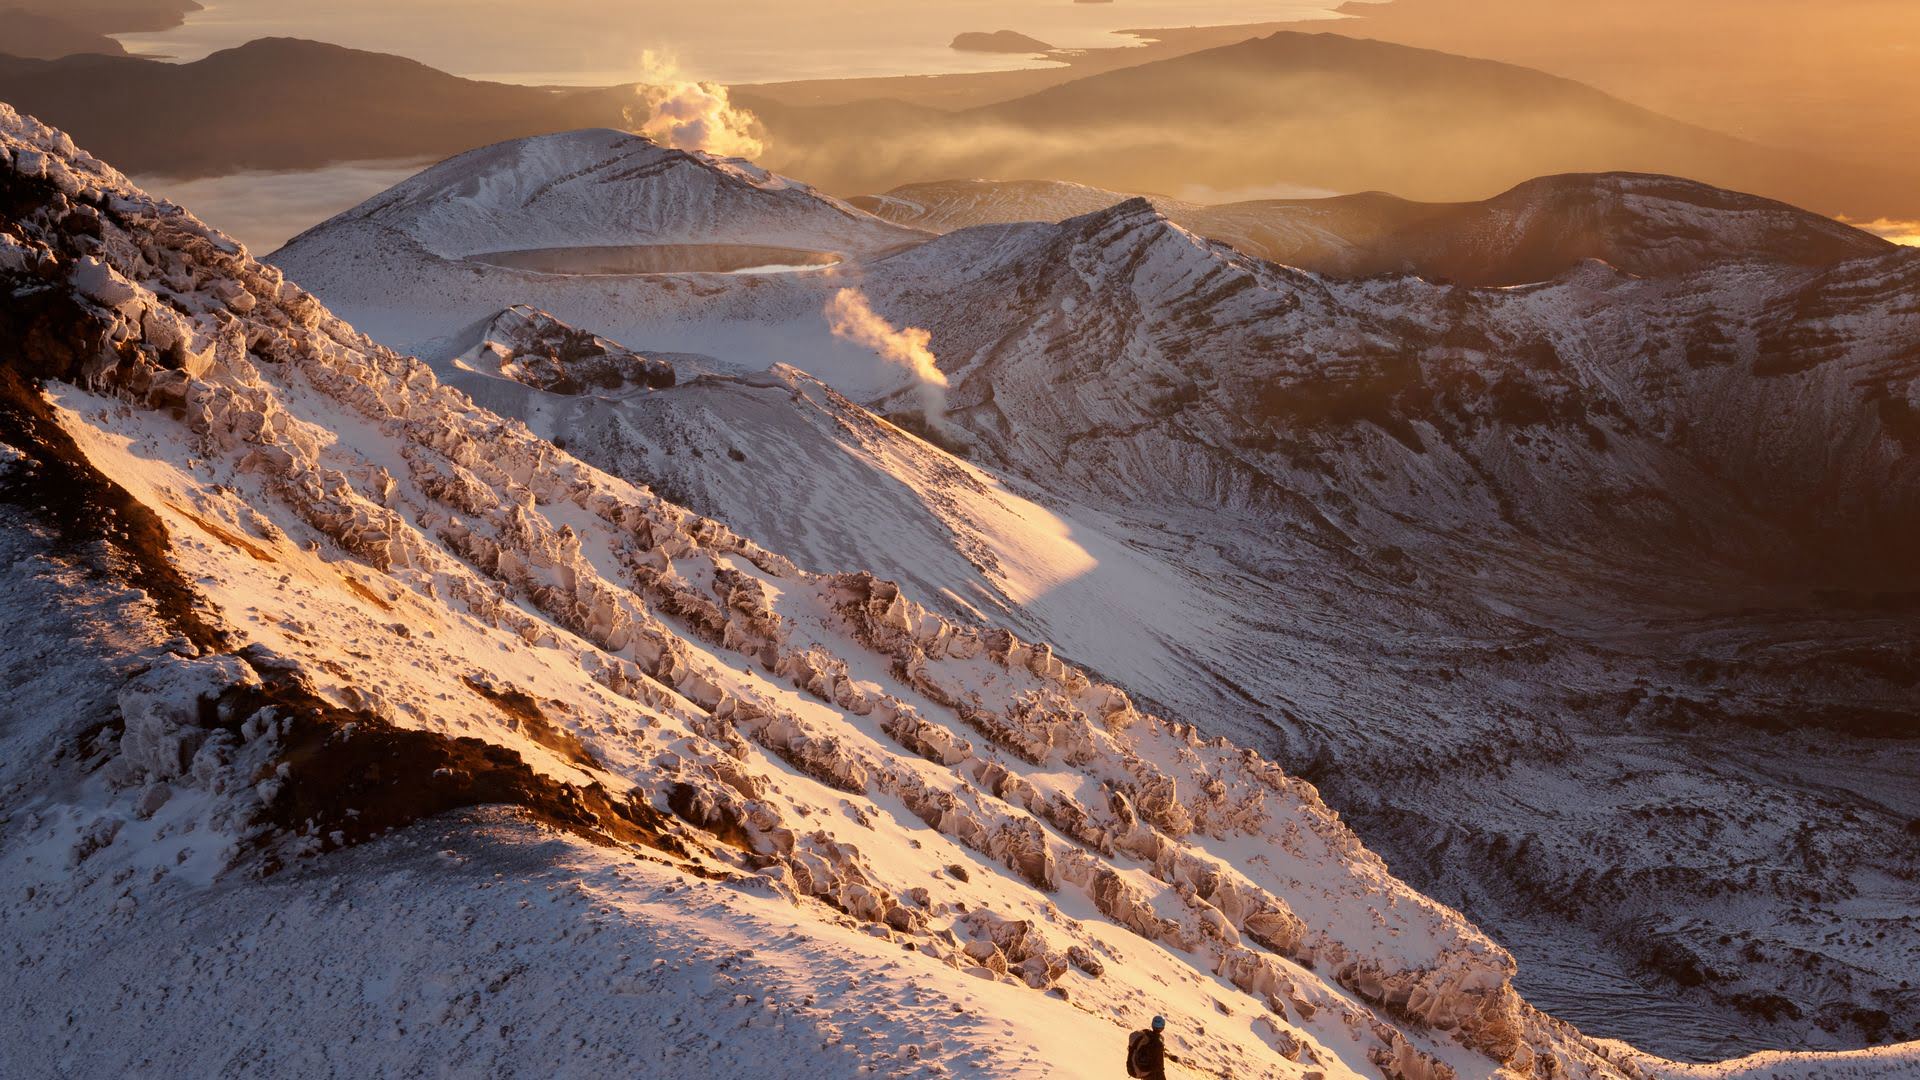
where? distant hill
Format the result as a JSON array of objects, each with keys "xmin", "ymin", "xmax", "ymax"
[
  {"xmin": 745, "ymin": 31, "xmax": 1920, "ymax": 219},
  {"xmin": 950, "ymin": 31, "xmax": 1055, "ymax": 54},
  {"xmin": 1264, "ymin": 0, "xmax": 1920, "ymax": 207},
  {"xmin": 854, "ymin": 172, "xmax": 1895, "ymax": 285},
  {"xmin": 0, "ymin": 10, "xmax": 126, "ymax": 59},
  {"xmin": 0, "ymin": 0, "xmax": 197, "ymax": 58},
  {"xmin": 0, "ymin": 37, "xmax": 632, "ymax": 176}
]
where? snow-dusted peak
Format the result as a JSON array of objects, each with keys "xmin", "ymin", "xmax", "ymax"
[
  {"xmin": 282, "ymin": 128, "xmax": 928, "ymax": 260},
  {"xmin": 1374, "ymin": 171, "xmax": 1896, "ymax": 283}
]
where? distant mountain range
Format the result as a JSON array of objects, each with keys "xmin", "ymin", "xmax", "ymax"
[
  {"xmin": 3, "ymin": 31, "xmax": 1918, "ymax": 224},
  {"xmin": 1260, "ymin": 0, "xmax": 1920, "ymax": 204},
  {"xmin": 0, "ymin": 0, "xmax": 199, "ymax": 58},
  {"xmin": 0, "ymin": 38, "xmax": 633, "ymax": 175}
]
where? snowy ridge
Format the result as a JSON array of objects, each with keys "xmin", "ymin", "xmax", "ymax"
[
  {"xmin": 851, "ymin": 174, "xmax": 1894, "ymax": 285},
  {"xmin": 0, "ymin": 104, "xmax": 1830, "ymax": 1079},
  {"xmin": 869, "ymin": 197, "xmax": 1920, "ymax": 583}
]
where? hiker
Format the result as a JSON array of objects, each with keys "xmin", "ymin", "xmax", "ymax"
[{"xmin": 1125, "ymin": 1015, "xmax": 1167, "ymax": 1079}]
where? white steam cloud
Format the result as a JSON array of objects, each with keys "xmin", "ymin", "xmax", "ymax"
[
  {"xmin": 626, "ymin": 50, "xmax": 765, "ymax": 159},
  {"xmin": 824, "ymin": 288, "xmax": 949, "ymax": 425}
]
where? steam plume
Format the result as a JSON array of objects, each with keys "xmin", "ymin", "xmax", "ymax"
[
  {"xmin": 627, "ymin": 51, "xmax": 765, "ymax": 159},
  {"xmin": 824, "ymin": 288, "xmax": 949, "ymax": 424}
]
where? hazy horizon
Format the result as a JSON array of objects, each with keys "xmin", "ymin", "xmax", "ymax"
[{"xmin": 113, "ymin": 0, "xmax": 1345, "ymax": 84}]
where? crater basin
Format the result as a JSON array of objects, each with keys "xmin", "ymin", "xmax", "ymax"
[{"xmin": 465, "ymin": 244, "xmax": 842, "ymax": 276}]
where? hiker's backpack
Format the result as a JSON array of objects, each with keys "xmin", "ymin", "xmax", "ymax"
[{"xmin": 1126, "ymin": 1029, "xmax": 1153, "ymax": 1078}]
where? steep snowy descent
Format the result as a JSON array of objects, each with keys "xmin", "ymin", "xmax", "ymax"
[
  {"xmin": 6, "ymin": 104, "xmax": 1855, "ymax": 1079},
  {"xmin": 439, "ymin": 331, "xmax": 1214, "ymax": 701}
]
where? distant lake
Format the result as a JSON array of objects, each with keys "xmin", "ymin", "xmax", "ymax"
[
  {"xmin": 115, "ymin": 0, "xmax": 1344, "ymax": 84},
  {"xmin": 134, "ymin": 160, "xmax": 434, "ymax": 255}
]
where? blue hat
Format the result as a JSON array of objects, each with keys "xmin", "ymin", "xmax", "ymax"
[{"xmin": 1151, "ymin": 1016, "xmax": 1166, "ymax": 1030}]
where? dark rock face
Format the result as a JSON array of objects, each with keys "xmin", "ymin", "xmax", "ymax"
[{"xmin": 471, "ymin": 305, "xmax": 675, "ymax": 394}]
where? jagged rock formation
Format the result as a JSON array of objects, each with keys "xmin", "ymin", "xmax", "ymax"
[{"xmin": 462, "ymin": 305, "xmax": 675, "ymax": 394}]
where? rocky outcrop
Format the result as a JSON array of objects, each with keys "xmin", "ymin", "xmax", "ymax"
[{"xmin": 466, "ymin": 305, "xmax": 674, "ymax": 394}]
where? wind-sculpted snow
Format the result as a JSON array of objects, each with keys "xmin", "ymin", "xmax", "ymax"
[{"xmin": 6, "ymin": 104, "xmax": 1839, "ymax": 1078}]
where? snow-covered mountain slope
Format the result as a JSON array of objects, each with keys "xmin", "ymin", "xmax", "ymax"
[
  {"xmin": 269, "ymin": 131, "xmax": 939, "ymax": 395},
  {"xmin": 852, "ymin": 174, "xmax": 1894, "ymax": 285},
  {"xmin": 16, "ymin": 104, "xmax": 1882, "ymax": 1080},
  {"xmin": 867, "ymin": 198, "xmax": 1920, "ymax": 590},
  {"xmin": 279, "ymin": 127, "xmax": 928, "ymax": 263},
  {"xmin": 269, "ymin": 136, "xmax": 1920, "ymax": 1058},
  {"xmin": 440, "ymin": 327, "xmax": 1221, "ymax": 712}
]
